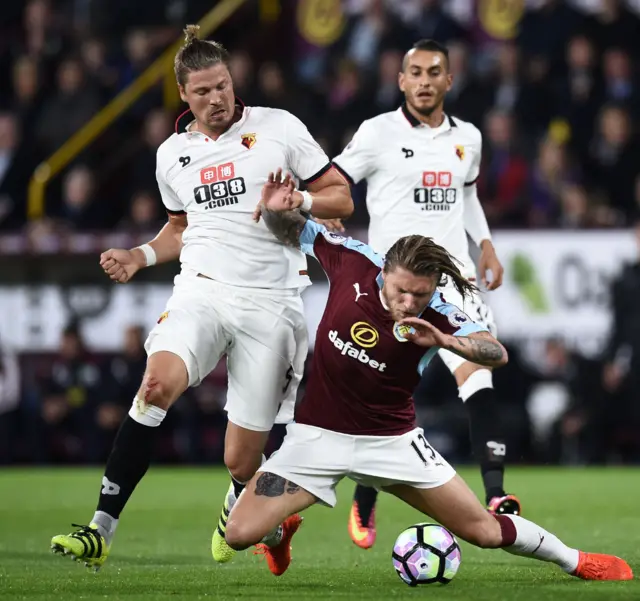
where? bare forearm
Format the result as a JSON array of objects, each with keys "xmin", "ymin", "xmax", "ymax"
[
  {"xmin": 293, "ymin": 184, "xmax": 353, "ymax": 219},
  {"xmin": 442, "ymin": 333, "xmax": 508, "ymax": 367},
  {"xmin": 261, "ymin": 208, "xmax": 306, "ymax": 247},
  {"xmin": 132, "ymin": 221, "xmax": 185, "ymax": 267}
]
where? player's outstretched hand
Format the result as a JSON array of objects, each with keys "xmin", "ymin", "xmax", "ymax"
[
  {"xmin": 99, "ymin": 248, "xmax": 144, "ymax": 284},
  {"xmin": 478, "ymin": 242, "xmax": 504, "ymax": 290},
  {"xmin": 259, "ymin": 168, "xmax": 296, "ymax": 214},
  {"xmin": 398, "ymin": 317, "xmax": 450, "ymax": 348},
  {"xmin": 313, "ymin": 217, "xmax": 345, "ymax": 233}
]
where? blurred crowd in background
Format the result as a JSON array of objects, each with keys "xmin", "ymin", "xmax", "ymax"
[{"xmin": 0, "ymin": 0, "xmax": 639, "ymax": 466}]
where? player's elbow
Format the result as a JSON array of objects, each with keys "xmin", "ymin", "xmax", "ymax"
[
  {"xmin": 494, "ymin": 343, "xmax": 508, "ymax": 368},
  {"xmin": 337, "ymin": 186, "xmax": 354, "ymax": 218}
]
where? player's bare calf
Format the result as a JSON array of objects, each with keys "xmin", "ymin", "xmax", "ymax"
[
  {"xmin": 226, "ymin": 472, "xmax": 316, "ymax": 549},
  {"xmin": 384, "ymin": 477, "xmax": 632, "ymax": 581},
  {"xmin": 225, "ymin": 472, "xmax": 316, "ymax": 576}
]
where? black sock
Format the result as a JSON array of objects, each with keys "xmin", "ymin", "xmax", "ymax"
[
  {"xmin": 464, "ymin": 387, "xmax": 507, "ymax": 504},
  {"xmin": 353, "ymin": 485, "xmax": 378, "ymax": 527},
  {"xmin": 96, "ymin": 416, "xmax": 157, "ymax": 519},
  {"xmin": 232, "ymin": 476, "xmax": 246, "ymax": 499}
]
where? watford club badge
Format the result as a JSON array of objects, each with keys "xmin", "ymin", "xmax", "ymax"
[
  {"xmin": 455, "ymin": 145, "xmax": 465, "ymax": 161},
  {"xmin": 241, "ymin": 133, "xmax": 257, "ymax": 149},
  {"xmin": 157, "ymin": 311, "xmax": 169, "ymax": 324}
]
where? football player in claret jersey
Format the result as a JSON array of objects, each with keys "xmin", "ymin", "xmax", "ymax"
[
  {"xmin": 222, "ymin": 193, "xmax": 631, "ymax": 582},
  {"xmin": 50, "ymin": 26, "xmax": 352, "ymax": 571},
  {"xmin": 332, "ymin": 39, "xmax": 519, "ymax": 548}
]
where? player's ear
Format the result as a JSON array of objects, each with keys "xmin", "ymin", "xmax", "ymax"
[
  {"xmin": 398, "ymin": 71, "xmax": 405, "ymax": 93},
  {"xmin": 445, "ymin": 72, "xmax": 453, "ymax": 92},
  {"xmin": 178, "ymin": 85, "xmax": 187, "ymax": 103}
]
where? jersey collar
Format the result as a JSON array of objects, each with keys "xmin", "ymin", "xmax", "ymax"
[
  {"xmin": 174, "ymin": 97, "xmax": 246, "ymax": 134},
  {"xmin": 400, "ymin": 103, "xmax": 457, "ymax": 130}
]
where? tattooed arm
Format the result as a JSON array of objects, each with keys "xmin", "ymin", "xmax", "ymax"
[
  {"xmin": 260, "ymin": 208, "xmax": 307, "ymax": 248},
  {"xmin": 401, "ymin": 319, "xmax": 508, "ymax": 368},
  {"xmin": 444, "ymin": 331, "xmax": 508, "ymax": 368}
]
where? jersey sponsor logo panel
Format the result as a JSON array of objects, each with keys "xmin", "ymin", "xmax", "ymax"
[
  {"xmin": 422, "ymin": 171, "xmax": 452, "ymax": 187},
  {"xmin": 415, "ymin": 170, "xmax": 457, "ymax": 212},
  {"xmin": 200, "ymin": 162, "xmax": 235, "ymax": 184},
  {"xmin": 195, "ymin": 161, "xmax": 246, "ymax": 210},
  {"xmin": 350, "ymin": 321, "xmax": 379, "ymax": 348},
  {"xmin": 328, "ymin": 329, "xmax": 386, "ymax": 372}
]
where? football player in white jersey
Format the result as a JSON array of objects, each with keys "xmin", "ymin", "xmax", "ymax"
[
  {"xmin": 332, "ymin": 39, "xmax": 520, "ymax": 550},
  {"xmin": 50, "ymin": 25, "xmax": 352, "ymax": 571}
]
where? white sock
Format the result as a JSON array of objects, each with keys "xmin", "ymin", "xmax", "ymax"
[
  {"xmin": 227, "ymin": 454, "xmax": 267, "ymax": 508},
  {"xmin": 499, "ymin": 515, "xmax": 580, "ymax": 573},
  {"xmin": 128, "ymin": 396, "xmax": 167, "ymax": 427},
  {"xmin": 261, "ymin": 525, "xmax": 284, "ymax": 548},
  {"xmin": 91, "ymin": 510, "xmax": 119, "ymax": 546}
]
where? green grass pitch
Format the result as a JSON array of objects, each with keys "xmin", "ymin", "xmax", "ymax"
[{"xmin": 0, "ymin": 467, "xmax": 638, "ymax": 600}]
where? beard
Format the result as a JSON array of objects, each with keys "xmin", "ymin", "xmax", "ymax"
[{"xmin": 408, "ymin": 95, "xmax": 442, "ymax": 117}]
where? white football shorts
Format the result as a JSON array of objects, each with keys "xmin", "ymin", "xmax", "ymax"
[
  {"xmin": 145, "ymin": 269, "xmax": 308, "ymax": 431},
  {"xmin": 260, "ymin": 423, "xmax": 456, "ymax": 507}
]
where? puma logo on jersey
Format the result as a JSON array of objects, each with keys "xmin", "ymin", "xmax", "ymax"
[
  {"xmin": 353, "ymin": 283, "xmax": 368, "ymax": 302},
  {"xmin": 401, "ymin": 148, "xmax": 414, "ymax": 158},
  {"xmin": 179, "ymin": 156, "xmax": 191, "ymax": 167}
]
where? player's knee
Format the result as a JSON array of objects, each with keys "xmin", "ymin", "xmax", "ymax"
[
  {"xmin": 224, "ymin": 449, "xmax": 262, "ymax": 484},
  {"xmin": 138, "ymin": 373, "xmax": 176, "ymax": 410},
  {"xmin": 461, "ymin": 516, "xmax": 503, "ymax": 549},
  {"xmin": 225, "ymin": 519, "xmax": 262, "ymax": 551}
]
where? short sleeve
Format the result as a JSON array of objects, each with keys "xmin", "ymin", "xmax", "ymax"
[
  {"xmin": 424, "ymin": 292, "xmax": 487, "ymax": 337},
  {"xmin": 332, "ymin": 121, "xmax": 377, "ymax": 185},
  {"xmin": 417, "ymin": 292, "xmax": 488, "ymax": 375},
  {"xmin": 156, "ymin": 153, "xmax": 185, "ymax": 214},
  {"xmin": 464, "ymin": 130, "xmax": 482, "ymax": 186},
  {"xmin": 285, "ymin": 113, "xmax": 331, "ymax": 185},
  {"xmin": 300, "ymin": 219, "xmax": 383, "ymax": 278}
]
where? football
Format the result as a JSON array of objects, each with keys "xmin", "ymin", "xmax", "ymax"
[{"xmin": 392, "ymin": 523, "xmax": 461, "ymax": 586}]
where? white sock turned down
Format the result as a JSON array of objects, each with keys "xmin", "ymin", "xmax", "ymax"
[{"xmin": 498, "ymin": 514, "xmax": 580, "ymax": 573}]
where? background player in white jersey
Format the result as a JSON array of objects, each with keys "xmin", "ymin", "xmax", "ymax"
[
  {"xmin": 332, "ymin": 39, "xmax": 519, "ymax": 549},
  {"xmin": 49, "ymin": 25, "xmax": 352, "ymax": 571}
]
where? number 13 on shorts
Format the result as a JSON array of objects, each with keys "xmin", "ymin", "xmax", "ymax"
[{"xmin": 410, "ymin": 433, "xmax": 444, "ymax": 468}]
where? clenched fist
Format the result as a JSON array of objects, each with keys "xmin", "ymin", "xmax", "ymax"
[{"xmin": 99, "ymin": 248, "xmax": 145, "ymax": 283}]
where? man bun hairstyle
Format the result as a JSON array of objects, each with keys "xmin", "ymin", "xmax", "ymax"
[
  {"xmin": 384, "ymin": 235, "xmax": 477, "ymax": 299},
  {"xmin": 403, "ymin": 39, "xmax": 450, "ymax": 70},
  {"xmin": 174, "ymin": 24, "xmax": 230, "ymax": 86}
]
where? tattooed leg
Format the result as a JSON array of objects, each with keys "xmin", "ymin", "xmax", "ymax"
[
  {"xmin": 254, "ymin": 473, "xmax": 302, "ymax": 497},
  {"xmin": 225, "ymin": 472, "xmax": 315, "ymax": 550}
]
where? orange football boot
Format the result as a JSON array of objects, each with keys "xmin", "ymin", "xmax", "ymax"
[
  {"xmin": 487, "ymin": 494, "xmax": 522, "ymax": 516},
  {"xmin": 572, "ymin": 551, "xmax": 633, "ymax": 581},
  {"xmin": 348, "ymin": 501, "xmax": 376, "ymax": 549},
  {"xmin": 254, "ymin": 514, "xmax": 303, "ymax": 576}
]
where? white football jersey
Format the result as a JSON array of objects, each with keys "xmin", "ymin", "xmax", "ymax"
[
  {"xmin": 156, "ymin": 104, "xmax": 331, "ymax": 289},
  {"xmin": 333, "ymin": 106, "xmax": 481, "ymax": 279}
]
